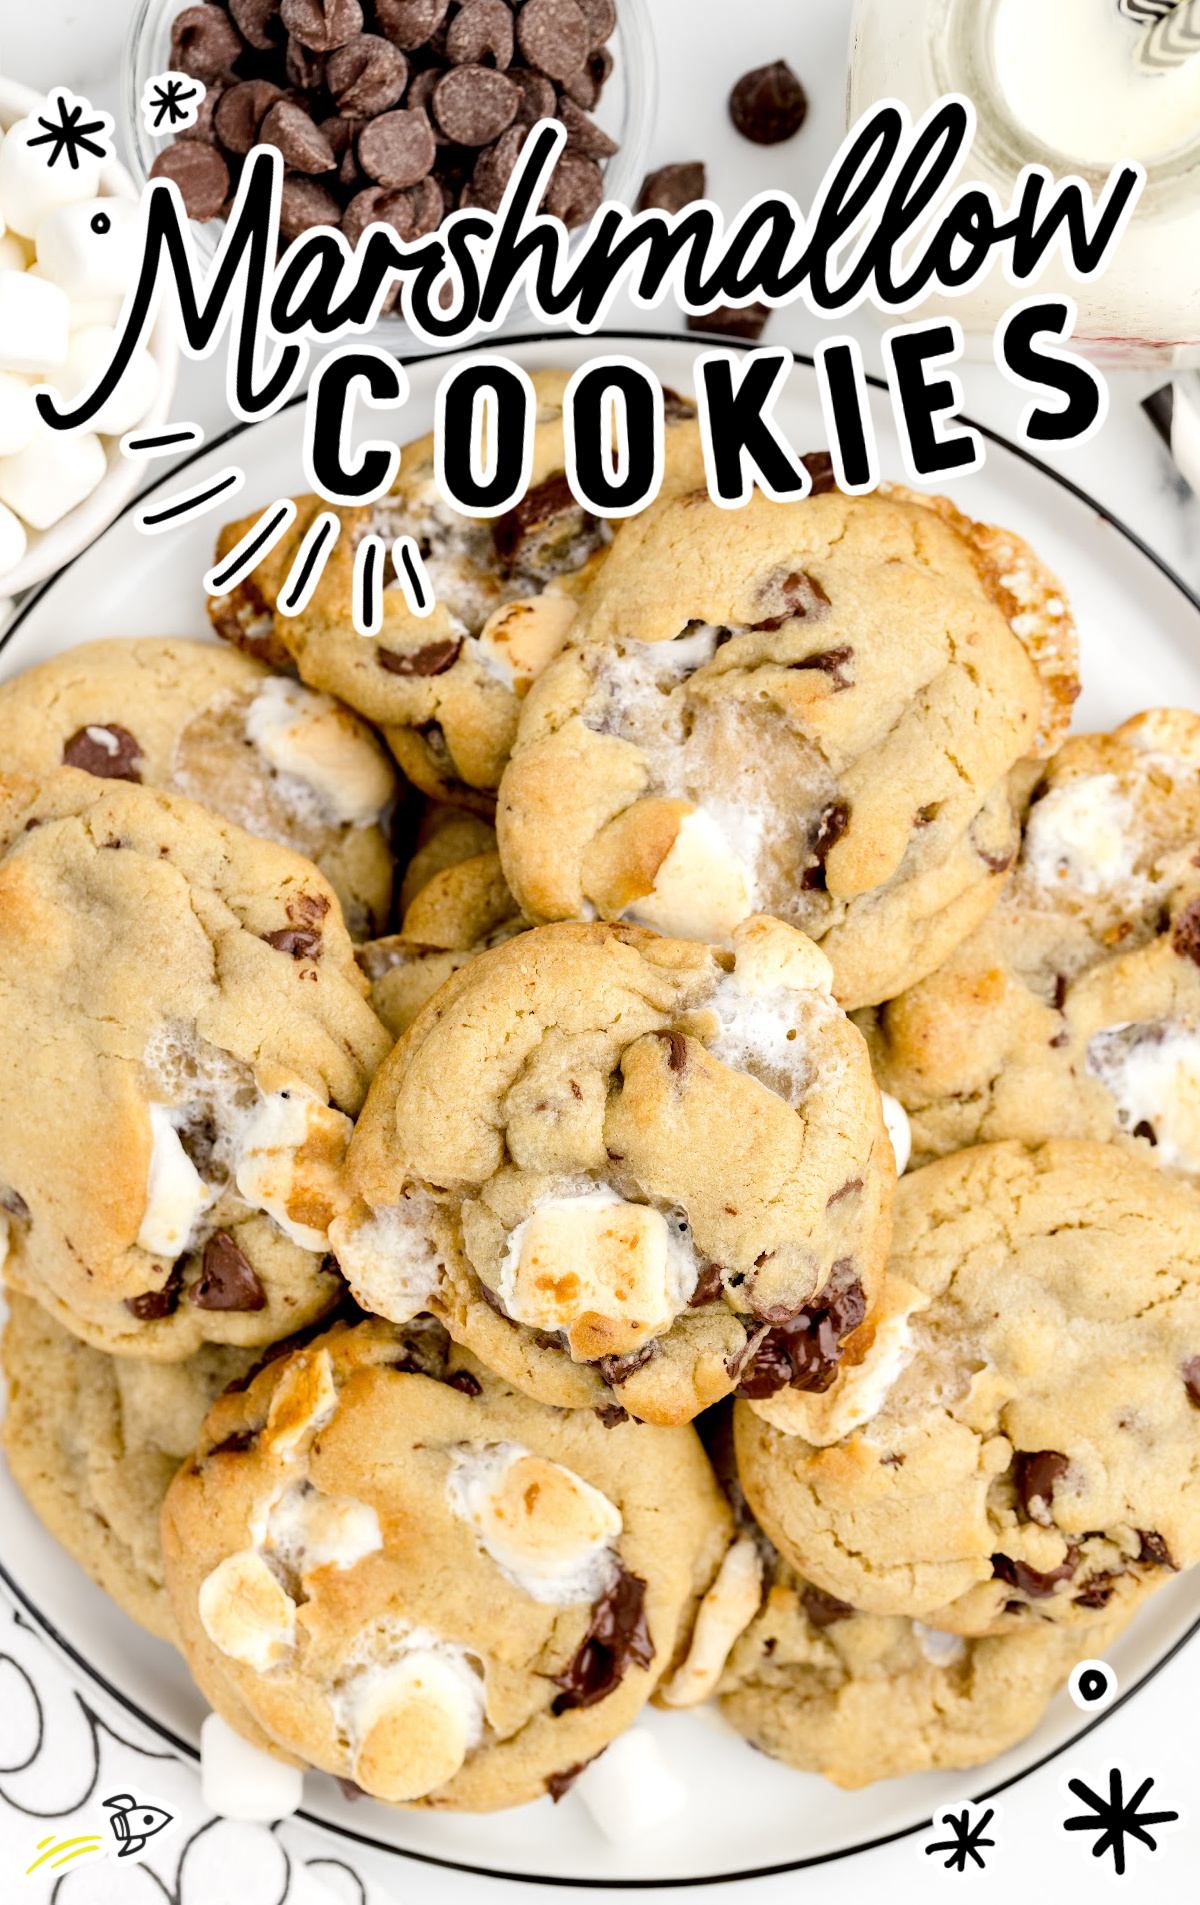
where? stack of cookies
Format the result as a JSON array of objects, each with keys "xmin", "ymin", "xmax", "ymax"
[{"xmin": 2, "ymin": 368, "xmax": 1199, "ymax": 1817}]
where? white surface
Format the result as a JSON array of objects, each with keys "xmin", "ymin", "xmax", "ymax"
[{"xmin": 1, "ymin": 1, "xmax": 1199, "ymax": 1898}]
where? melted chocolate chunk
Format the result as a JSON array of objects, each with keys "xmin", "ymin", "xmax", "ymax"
[
  {"xmin": 751, "ymin": 569, "xmax": 831, "ymax": 632},
  {"xmin": 547, "ymin": 1755, "xmax": 599, "ymax": 1801},
  {"xmin": 801, "ymin": 1584, "xmax": 855, "ymax": 1628},
  {"xmin": 1013, "ymin": 1449, "xmax": 1070, "ymax": 1526},
  {"xmin": 1183, "ymin": 1356, "xmax": 1200, "ymax": 1407},
  {"xmin": 1053, "ymin": 973, "xmax": 1068, "ymax": 1011},
  {"xmin": 801, "ymin": 451, "xmax": 837, "ymax": 496},
  {"xmin": 791, "ymin": 645, "xmax": 854, "ymax": 691},
  {"xmin": 377, "ymin": 638, "xmax": 463, "ymax": 676},
  {"xmin": 288, "ymin": 891, "xmax": 330, "ymax": 926},
  {"xmin": 658, "ymin": 1029, "xmax": 688, "ymax": 1072},
  {"xmin": 688, "ymin": 1261, "xmax": 725, "ymax": 1307},
  {"xmin": 188, "ymin": 1231, "xmax": 268, "ymax": 1311},
  {"xmin": 736, "ymin": 1261, "xmax": 865, "ymax": 1398},
  {"xmin": 207, "ymin": 1426, "xmax": 260, "ymax": 1458},
  {"xmin": 1134, "ymin": 1119, "xmax": 1157, "ymax": 1145},
  {"xmin": 445, "ymin": 1368, "xmax": 482, "ymax": 1395},
  {"xmin": 594, "ymin": 1402, "xmax": 629, "ymax": 1427},
  {"xmin": 991, "ymin": 1548, "xmax": 1079, "ymax": 1597},
  {"xmin": 800, "ymin": 800, "xmax": 849, "ymax": 891},
  {"xmin": 125, "ymin": 1265, "xmax": 183, "ymax": 1320},
  {"xmin": 551, "ymin": 1563, "xmax": 654, "ymax": 1711},
  {"xmin": 1137, "ymin": 1529, "xmax": 1177, "ymax": 1569},
  {"xmin": 826, "ymin": 1177, "xmax": 862, "ymax": 1207},
  {"xmin": 262, "ymin": 926, "xmax": 323, "ymax": 959},
  {"xmin": 1172, "ymin": 897, "xmax": 1200, "ymax": 966},
  {"xmin": 597, "ymin": 1341, "xmax": 658, "ymax": 1387},
  {"xmin": 491, "ymin": 472, "xmax": 600, "ymax": 579},
  {"xmin": 1073, "ymin": 1574, "xmax": 1117, "ymax": 1610},
  {"xmin": 62, "ymin": 724, "xmax": 143, "ymax": 782},
  {"xmin": 975, "ymin": 841, "xmax": 1016, "ymax": 875}
]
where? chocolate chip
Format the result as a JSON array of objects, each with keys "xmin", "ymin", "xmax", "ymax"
[
  {"xmin": 737, "ymin": 1262, "xmax": 866, "ymax": 1398},
  {"xmin": 662, "ymin": 387, "xmax": 696, "ymax": 424},
  {"xmin": 687, "ymin": 303, "xmax": 770, "ymax": 342},
  {"xmin": 511, "ymin": 68, "xmax": 558, "ymax": 126},
  {"xmin": 752, "ymin": 568, "xmax": 831, "ymax": 631},
  {"xmin": 492, "ymin": 471, "xmax": 600, "ymax": 575},
  {"xmin": 374, "ymin": 0, "xmax": 448, "ymax": 49},
  {"xmin": 262, "ymin": 926, "xmax": 323, "ymax": 958},
  {"xmin": 327, "ymin": 35, "xmax": 409, "ymax": 115},
  {"xmin": 377, "ymin": 637, "xmax": 463, "ymax": 676},
  {"xmin": 189, "ymin": 1231, "xmax": 268, "ymax": 1311},
  {"xmin": 598, "ymin": 1341, "xmax": 658, "ymax": 1387},
  {"xmin": 800, "ymin": 800, "xmax": 849, "ymax": 891},
  {"xmin": 1013, "ymin": 1449, "xmax": 1070, "ymax": 1526},
  {"xmin": 432, "ymin": 66, "xmax": 520, "ymax": 144},
  {"xmin": 589, "ymin": 44, "xmax": 613, "ymax": 88},
  {"xmin": 214, "ymin": 79, "xmax": 286, "ymax": 154},
  {"xmin": 446, "ymin": 0, "xmax": 514, "ymax": 68},
  {"xmin": 125, "ymin": 1266, "xmax": 183, "ymax": 1320},
  {"xmin": 547, "ymin": 1757, "xmax": 598, "ymax": 1801},
  {"xmin": 279, "ymin": 175, "xmax": 343, "ymax": 236},
  {"xmin": 467, "ymin": 125, "xmax": 529, "ymax": 208},
  {"xmin": 658, "ymin": 1029, "xmax": 688, "ymax": 1073},
  {"xmin": 688, "ymin": 1261, "xmax": 725, "ymax": 1307},
  {"xmin": 551, "ymin": 1563, "xmax": 654, "ymax": 1710},
  {"xmin": 576, "ymin": 0, "xmax": 616, "ymax": 51},
  {"xmin": 1183, "ymin": 1356, "xmax": 1200, "ymax": 1406},
  {"xmin": 1073, "ymin": 1574, "xmax": 1116, "ymax": 1609},
  {"xmin": 557, "ymin": 97, "xmax": 618, "ymax": 159},
  {"xmin": 360, "ymin": 104, "xmax": 438, "ymax": 183},
  {"xmin": 445, "ymin": 1368, "xmax": 482, "ymax": 1395},
  {"xmin": 288, "ymin": 891, "xmax": 330, "ymax": 926},
  {"xmin": 826, "ymin": 1177, "xmax": 863, "ymax": 1206},
  {"xmin": 171, "ymin": 5, "xmax": 245, "ymax": 81},
  {"xmin": 559, "ymin": 64, "xmax": 598, "ymax": 109},
  {"xmin": 1172, "ymin": 898, "xmax": 1200, "ymax": 966},
  {"xmin": 62, "ymin": 724, "xmax": 143, "ymax": 782},
  {"xmin": 207, "ymin": 1426, "xmax": 260, "ymax": 1457},
  {"xmin": 544, "ymin": 149, "xmax": 603, "ymax": 226},
  {"xmin": 151, "ymin": 140, "xmax": 232, "ymax": 220},
  {"xmin": 991, "ymin": 1549, "xmax": 1079, "ymax": 1597},
  {"xmin": 518, "ymin": 0, "xmax": 589, "ymax": 81},
  {"xmin": 180, "ymin": 83, "xmax": 225, "ymax": 144},
  {"xmin": 729, "ymin": 60, "xmax": 808, "ymax": 145},
  {"xmin": 1136, "ymin": 1529, "xmax": 1177, "ymax": 1569},
  {"xmin": 638, "ymin": 161, "xmax": 705, "ymax": 214},
  {"xmin": 281, "ymin": 0, "xmax": 363, "ymax": 52},
  {"xmin": 801, "ymin": 1584, "xmax": 855, "ymax": 1628},
  {"xmin": 230, "ymin": 0, "xmax": 284, "ymax": 51},
  {"xmin": 0, "ymin": 1187, "xmax": 30, "ymax": 1221},
  {"xmin": 594, "ymin": 1402, "xmax": 629, "ymax": 1426},
  {"xmin": 260, "ymin": 98, "xmax": 338, "ymax": 171},
  {"xmin": 1133, "ymin": 1119, "xmax": 1157, "ymax": 1145},
  {"xmin": 801, "ymin": 450, "xmax": 838, "ymax": 496},
  {"xmin": 286, "ymin": 34, "xmax": 327, "ymax": 87}
]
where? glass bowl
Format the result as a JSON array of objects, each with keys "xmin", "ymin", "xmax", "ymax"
[{"xmin": 122, "ymin": 0, "xmax": 658, "ymax": 351}]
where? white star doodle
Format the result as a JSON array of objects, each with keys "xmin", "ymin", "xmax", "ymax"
[{"xmin": 26, "ymin": 87, "xmax": 114, "ymax": 171}]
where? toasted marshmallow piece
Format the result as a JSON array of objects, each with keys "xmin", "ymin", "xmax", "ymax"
[
  {"xmin": 499, "ymin": 1191, "xmax": 699, "ymax": 1361},
  {"xmin": 750, "ymin": 1276, "xmax": 928, "ymax": 1444},
  {"xmin": 0, "ymin": 117, "xmax": 103, "ymax": 238},
  {"xmin": 244, "ymin": 677, "xmax": 394, "ymax": 825},
  {"xmin": 200, "ymin": 1711, "xmax": 304, "ymax": 1821},
  {"xmin": 137, "ymin": 1103, "xmax": 214, "ymax": 1256},
  {"xmin": 266, "ymin": 1481, "xmax": 382, "ymax": 1579},
  {"xmin": 198, "ymin": 1550, "xmax": 296, "ymax": 1671},
  {"xmin": 36, "ymin": 197, "xmax": 141, "ymax": 301},
  {"xmin": 262, "ymin": 1347, "xmax": 338, "ymax": 1459},
  {"xmin": 574, "ymin": 1728, "xmax": 688, "ymax": 1843},
  {"xmin": 881, "ymin": 1092, "xmax": 911, "ymax": 1176},
  {"xmin": 328, "ymin": 1190, "xmax": 445, "ymax": 1323},
  {"xmin": 0, "ymin": 267, "xmax": 69, "ymax": 374},
  {"xmin": 476, "ymin": 593, "xmax": 577, "ymax": 693},
  {"xmin": 1088, "ymin": 1019, "xmax": 1200, "ymax": 1171},
  {"xmin": 51, "ymin": 323, "xmax": 159, "ymax": 436},
  {"xmin": 342, "ymin": 1644, "xmax": 485, "ymax": 1802},
  {"xmin": 1022, "ymin": 773, "xmax": 1138, "ymax": 895},
  {"xmin": 659, "ymin": 1537, "xmax": 764, "ymax": 1707},
  {"xmin": 0, "ymin": 499, "xmax": 27, "ymax": 576},
  {"xmin": 0, "ymin": 371, "xmax": 35, "ymax": 457},
  {"xmin": 447, "ymin": 1441, "xmax": 621, "ymax": 1604},
  {"xmin": 625, "ymin": 807, "xmax": 754, "ymax": 944},
  {"xmin": 730, "ymin": 916, "xmax": 833, "ymax": 996},
  {"xmin": 0, "ymin": 421, "xmax": 106, "ymax": 530},
  {"xmin": 235, "ymin": 1090, "xmax": 352, "ymax": 1251},
  {"xmin": 1122, "ymin": 708, "xmax": 1200, "ymax": 768},
  {"xmin": 912, "ymin": 1622, "xmax": 967, "ymax": 1667}
]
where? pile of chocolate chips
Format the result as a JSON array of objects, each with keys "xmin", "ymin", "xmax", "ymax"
[{"xmin": 151, "ymin": 0, "xmax": 619, "ymax": 241}]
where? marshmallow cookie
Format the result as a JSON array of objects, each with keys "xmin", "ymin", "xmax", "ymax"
[
  {"xmin": 717, "ymin": 1551, "xmax": 1139, "ymax": 1789},
  {"xmin": 360, "ymin": 805, "xmax": 525, "ymax": 1040},
  {"xmin": 862, "ymin": 712, "xmax": 1200, "ymax": 1169},
  {"xmin": 736, "ymin": 1139, "xmax": 1200, "ymax": 1635},
  {"xmin": 209, "ymin": 373, "xmax": 707, "ymax": 812},
  {"xmin": 0, "ymin": 638, "xmax": 398, "ymax": 939},
  {"xmin": 334, "ymin": 916, "xmax": 894, "ymax": 1426},
  {"xmin": 0, "ymin": 771, "xmax": 391, "ymax": 1358},
  {"xmin": 496, "ymin": 486, "xmax": 1059, "ymax": 1009},
  {"xmin": 160, "ymin": 1315, "xmax": 733, "ymax": 1811},
  {"xmin": 1, "ymin": 1291, "xmax": 256, "ymax": 1641}
]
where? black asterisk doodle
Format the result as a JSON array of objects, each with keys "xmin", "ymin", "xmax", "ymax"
[
  {"xmin": 925, "ymin": 1802, "xmax": 996, "ymax": 1873},
  {"xmin": 27, "ymin": 87, "xmax": 112, "ymax": 171},
  {"xmin": 1063, "ymin": 1768, "xmax": 1179, "ymax": 1876},
  {"xmin": 144, "ymin": 72, "xmax": 202, "ymax": 133}
]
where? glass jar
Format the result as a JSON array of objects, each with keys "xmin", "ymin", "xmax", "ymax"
[
  {"xmin": 123, "ymin": 0, "xmax": 657, "ymax": 353},
  {"xmin": 848, "ymin": 0, "xmax": 1200, "ymax": 365}
]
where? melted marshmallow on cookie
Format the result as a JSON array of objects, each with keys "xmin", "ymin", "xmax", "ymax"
[
  {"xmin": 1087, "ymin": 1019, "xmax": 1200, "ymax": 1170},
  {"xmin": 446, "ymin": 1441, "xmax": 622, "ymax": 1604},
  {"xmin": 244, "ymin": 677, "xmax": 394, "ymax": 826},
  {"xmin": 1022, "ymin": 774, "xmax": 1139, "ymax": 895}
]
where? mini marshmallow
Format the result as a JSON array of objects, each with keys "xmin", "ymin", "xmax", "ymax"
[
  {"xmin": 235, "ymin": 1090, "xmax": 352, "ymax": 1250},
  {"xmin": 35, "ymin": 196, "xmax": 141, "ymax": 301},
  {"xmin": 0, "ymin": 235, "xmax": 28, "ymax": 273},
  {"xmin": 499, "ymin": 1191, "xmax": 698, "ymax": 1359},
  {"xmin": 51, "ymin": 323, "xmax": 159, "ymax": 436},
  {"xmin": 1022, "ymin": 773, "xmax": 1137, "ymax": 894},
  {"xmin": 244, "ymin": 677, "xmax": 394, "ymax": 824},
  {"xmin": 0, "ymin": 268, "xmax": 69, "ymax": 374},
  {"xmin": 198, "ymin": 1550, "xmax": 297, "ymax": 1670},
  {"xmin": 137, "ymin": 1104, "xmax": 214, "ymax": 1256},
  {"xmin": 0, "ymin": 420, "xmax": 106, "ymax": 530},
  {"xmin": 730, "ymin": 915, "xmax": 833, "ymax": 997},
  {"xmin": 266, "ymin": 1481, "xmax": 382, "ymax": 1579},
  {"xmin": 881, "ymin": 1092, "xmax": 912, "ymax": 1176},
  {"xmin": 0, "ymin": 371, "xmax": 35, "ymax": 456},
  {"xmin": 328, "ymin": 1189, "xmax": 446, "ymax": 1323},
  {"xmin": 912, "ymin": 1622, "xmax": 967, "ymax": 1667},
  {"xmin": 0, "ymin": 500, "xmax": 27, "ymax": 576},
  {"xmin": 659, "ymin": 1537, "xmax": 764, "ymax": 1707},
  {"xmin": 475, "ymin": 592, "xmax": 578, "ymax": 693},
  {"xmin": 342, "ymin": 1646, "xmax": 485, "ymax": 1802},
  {"xmin": 625, "ymin": 807, "xmax": 754, "ymax": 944},
  {"xmin": 27, "ymin": 265, "xmax": 124, "ymax": 331},
  {"xmin": 200, "ymin": 1711, "xmax": 304, "ymax": 1822},
  {"xmin": 1087, "ymin": 1019, "xmax": 1200, "ymax": 1171},
  {"xmin": 262, "ymin": 1348, "xmax": 339, "ymax": 1459},
  {"xmin": 446, "ymin": 1442, "xmax": 622, "ymax": 1603},
  {"xmin": 0, "ymin": 117, "xmax": 104, "ymax": 238},
  {"xmin": 574, "ymin": 1728, "xmax": 688, "ymax": 1843}
]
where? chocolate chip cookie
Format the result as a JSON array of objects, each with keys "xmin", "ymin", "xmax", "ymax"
[
  {"xmin": 334, "ymin": 915, "xmax": 894, "ymax": 1425},
  {"xmin": 209, "ymin": 373, "xmax": 707, "ymax": 811},
  {"xmin": 160, "ymin": 1314, "xmax": 732, "ymax": 1810},
  {"xmin": 2, "ymin": 1291, "xmax": 255, "ymax": 1640},
  {"xmin": 862, "ymin": 713, "xmax": 1200, "ymax": 1168},
  {"xmin": 0, "ymin": 771, "xmax": 391, "ymax": 1358},
  {"xmin": 735, "ymin": 1139, "xmax": 1200, "ymax": 1634},
  {"xmin": 496, "ymin": 486, "xmax": 1060, "ymax": 1008},
  {"xmin": 0, "ymin": 638, "xmax": 398, "ymax": 939}
]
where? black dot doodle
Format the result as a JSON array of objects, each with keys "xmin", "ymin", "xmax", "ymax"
[
  {"xmin": 1068, "ymin": 1657, "xmax": 1117, "ymax": 1712},
  {"xmin": 90, "ymin": 210, "xmax": 111, "ymax": 235}
]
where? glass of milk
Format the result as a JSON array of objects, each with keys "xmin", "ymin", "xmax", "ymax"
[{"xmin": 848, "ymin": 0, "xmax": 1200, "ymax": 364}]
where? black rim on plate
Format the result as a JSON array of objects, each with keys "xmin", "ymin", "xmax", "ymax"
[{"xmin": 1, "ymin": 333, "xmax": 1198, "ymax": 1888}]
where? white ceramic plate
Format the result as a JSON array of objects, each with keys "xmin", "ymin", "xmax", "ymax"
[{"xmin": 2, "ymin": 335, "xmax": 1199, "ymax": 1888}]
